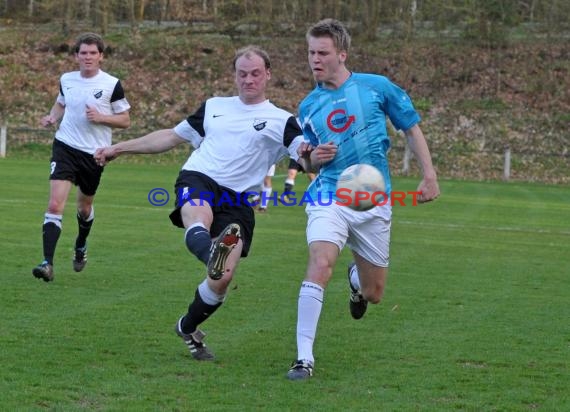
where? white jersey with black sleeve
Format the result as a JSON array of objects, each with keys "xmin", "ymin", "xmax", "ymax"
[
  {"xmin": 54, "ymin": 70, "xmax": 131, "ymax": 154},
  {"xmin": 173, "ymin": 96, "xmax": 304, "ymax": 193}
]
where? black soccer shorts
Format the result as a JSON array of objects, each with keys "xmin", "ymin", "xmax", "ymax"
[
  {"xmin": 49, "ymin": 138, "xmax": 104, "ymax": 196},
  {"xmin": 169, "ymin": 170, "xmax": 255, "ymax": 257}
]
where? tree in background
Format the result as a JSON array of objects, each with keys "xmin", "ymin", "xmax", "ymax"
[{"xmin": 1, "ymin": 0, "xmax": 569, "ymax": 42}]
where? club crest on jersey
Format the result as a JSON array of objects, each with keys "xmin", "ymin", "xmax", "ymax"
[
  {"xmin": 93, "ymin": 90, "xmax": 103, "ymax": 99},
  {"xmin": 253, "ymin": 119, "xmax": 267, "ymax": 131},
  {"xmin": 326, "ymin": 109, "xmax": 355, "ymax": 133}
]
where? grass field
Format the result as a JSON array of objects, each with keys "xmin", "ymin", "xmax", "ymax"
[{"xmin": 1, "ymin": 158, "xmax": 569, "ymax": 411}]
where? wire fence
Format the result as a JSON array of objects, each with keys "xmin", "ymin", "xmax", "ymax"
[{"xmin": 1, "ymin": 125, "xmax": 568, "ymax": 184}]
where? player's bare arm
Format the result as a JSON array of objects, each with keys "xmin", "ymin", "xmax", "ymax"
[
  {"xmin": 40, "ymin": 102, "xmax": 65, "ymax": 127},
  {"xmin": 85, "ymin": 106, "xmax": 131, "ymax": 129},
  {"xmin": 94, "ymin": 129, "xmax": 185, "ymax": 166},
  {"xmin": 405, "ymin": 124, "xmax": 440, "ymax": 203}
]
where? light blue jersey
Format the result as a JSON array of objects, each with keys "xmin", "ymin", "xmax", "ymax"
[{"xmin": 299, "ymin": 73, "xmax": 420, "ymax": 200}]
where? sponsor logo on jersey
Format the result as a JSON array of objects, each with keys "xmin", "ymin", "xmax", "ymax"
[
  {"xmin": 326, "ymin": 109, "xmax": 355, "ymax": 133},
  {"xmin": 93, "ymin": 90, "xmax": 103, "ymax": 99},
  {"xmin": 253, "ymin": 118, "xmax": 267, "ymax": 131}
]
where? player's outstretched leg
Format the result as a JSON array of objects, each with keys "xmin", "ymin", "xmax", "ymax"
[
  {"xmin": 348, "ymin": 262, "xmax": 368, "ymax": 320},
  {"xmin": 207, "ymin": 223, "xmax": 241, "ymax": 280}
]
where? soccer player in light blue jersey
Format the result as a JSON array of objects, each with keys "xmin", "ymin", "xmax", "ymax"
[{"xmin": 287, "ymin": 19, "xmax": 440, "ymax": 380}]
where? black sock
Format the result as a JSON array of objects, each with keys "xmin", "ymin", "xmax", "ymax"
[
  {"xmin": 284, "ymin": 183, "xmax": 294, "ymax": 193},
  {"xmin": 181, "ymin": 288, "xmax": 222, "ymax": 334},
  {"xmin": 43, "ymin": 222, "xmax": 61, "ymax": 265},
  {"xmin": 75, "ymin": 212, "xmax": 94, "ymax": 249},
  {"xmin": 185, "ymin": 226, "xmax": 212, "ymax": 265}
]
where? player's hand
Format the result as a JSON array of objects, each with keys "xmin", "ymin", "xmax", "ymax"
[
  {"xmin": 311, "ymin": 141, "xmax": 337, "ymax": 165},
  {"xmin": 298, "ymin": 142, "xmax": 314, "ymax": 159},
  {"xmin": 94, "ymin": 147, "xmax": 117, "ymax": 166},
  {"xmin": 417, "ymin": 177, "xmax": 440, "ymax": 203},
  {"xmin": 40, "ymin": 115, "xmax": 57, "ymax": 128},
  {"xmin": 85, "ymin": 104, "xmax": 101, "ymax": 123}
]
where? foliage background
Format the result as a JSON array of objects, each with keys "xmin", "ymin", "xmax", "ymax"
[{"xmin": 0, "ymin": 0, "xmax": 568, "ymax": 182}]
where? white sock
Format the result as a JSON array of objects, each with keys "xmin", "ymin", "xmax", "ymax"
[
  {"xmin": 296, "ymin": 281, "xmax": 324, "ymax": 364},
  {"xmin": 349, "ymin": 264, "xmax": 361, "ymax": 291},
  {"xmin": 198, "ymin": 279, "xmax": 226, "ymax": 304},
  {"xmin": 260, "ymin": 185, "xmax": 272, "ymax": 208},
  {"xmin": 44, "ymin": 213, "xmax": 63, "ymax": 229}
]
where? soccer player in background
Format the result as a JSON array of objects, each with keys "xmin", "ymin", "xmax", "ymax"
[
  {"xmin": 95, "ymin": 45, "xmax": 303, "ymax": 361},
  {"xmin": 257, "ymin": 164, "xmax": 276, "ymax": 213},
  {"xmin": 287, "ymin": 19, "xmax": 440, "ymax": 380},
  {"xmin": 282, "ymin": 158, "xmax": 316, "ymax": 203},
  {"xmin": 33, "ymin": 32, "xmax": 131, "ymax": 282}
]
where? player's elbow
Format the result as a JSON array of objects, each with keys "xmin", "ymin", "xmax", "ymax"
[{"xmin": 116, "ymin": 112, "xmax": 131, "ymax": 129}]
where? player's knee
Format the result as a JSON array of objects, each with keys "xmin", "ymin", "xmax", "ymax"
[
  {"xmin": 209, "ymin": 273, "xmax": 234, "ymax": 291},
  {"xmin": 309, "ymin": 258, "xmax": 334, "ymax": 280},
  {"xmin": 77, "ymin": 206, "xmax": 92, "ymax": 220},
  {"xmin": 47, "ymin": 200, "xmax": 65, "ymax": 214}
]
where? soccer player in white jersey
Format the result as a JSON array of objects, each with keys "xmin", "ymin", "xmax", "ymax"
[
  {"xmin": 33, "ymin": 32, "xmax": 131, "ymax": 282},
  {"xmin": 286, "ymin": 19, "xmax": 440, "ymax": 380},
  {"xmin": 94, "ymin": 46, "xmax": 304, "ymax": 361}
]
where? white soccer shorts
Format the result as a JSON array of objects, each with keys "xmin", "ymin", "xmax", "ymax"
[{"xmin": 305, "ymin": 202, "xmax": 392, "ymax": 267}]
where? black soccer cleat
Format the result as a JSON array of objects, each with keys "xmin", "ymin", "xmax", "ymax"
[
  {"xmin": 207, "ymin": 223, "xmax": 241, "ymax": 280},
  {"xmin": 287, "ymin": 359, "xmax": 314, "ymax": 380},
  {"xmin": 32, "ymin": 261, "xmax": 54, "ymax": 282},
  {"xmin": 348, "ymin": 262, "xmax": 368, "ymax": 320},
  {"xmin": 73, "ymin": 246, "xmax": 87, "ymax": 272},
  {"xmin": 174, "ymin": 317, "xmax": 215, "ymax": 361}
]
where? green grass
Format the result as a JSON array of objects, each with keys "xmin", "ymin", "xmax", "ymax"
[{"xmin": 1, "ymin": 158, "xmax": 569, "ymax": 411}]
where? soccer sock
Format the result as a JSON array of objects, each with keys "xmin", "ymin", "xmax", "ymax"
[
  {"xmin": 184, "ymin": 223, "xmax": 212, "ymax": 265},
  {"xmin": 260, "ymin": 185, "xmax": 272, "ymax": 208},
  {"xmin": 42, "ymin": 213, "xmax": 62, "ymax": 265},
  {"xmin": 284, "ymin": 178, "xmax": 295, "ymax": 193},
  {"xmin": 349, "ymin": 264, "xmax": 361, "ymax": 291},
  {"xmin": 75, "ymin": 207, "xmax": 94, "ymax": 249},
  {"xmin": 296, "ymin": 281, "xmax": 324, "ymax": 364},
  {"xmin": 181, "ymin": 279, "xmax": 225, "ymax": 334}
]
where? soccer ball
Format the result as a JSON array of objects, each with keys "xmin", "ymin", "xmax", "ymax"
[{"xmin": 336, "ymin": 164, "xmax": 386, "ymax": 211}]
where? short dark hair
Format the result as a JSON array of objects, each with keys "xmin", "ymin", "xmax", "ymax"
[
  {"xmin": 74, "ymin": 32, "xmax": 105, "ymax": 54},
  {"xmin": 233, "ymin": 45, "xmax": 271, "ymax": 70},
  {"xmin": 306, "ymin": 19, "xmax": 351, "ymax": 52}
]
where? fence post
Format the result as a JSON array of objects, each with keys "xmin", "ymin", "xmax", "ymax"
[
  {"xmin": 0, "ymin": 124, "xmax": 6, "ymax": 158},
  {"xmin": 503, "ymin": 146, "xmax": 511, "ymax": 181}
]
